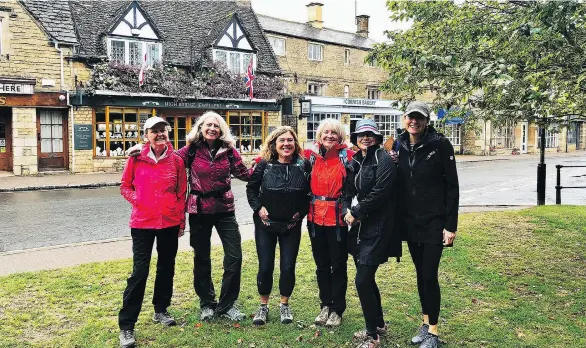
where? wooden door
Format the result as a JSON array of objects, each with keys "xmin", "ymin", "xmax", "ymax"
[
  {"xmin": 37, "ymin": 109, "xmax": 68, "ymax": 170},
  {"xmin": 0, "ymin": 108, "xmax": 12, "ymax": 171}
]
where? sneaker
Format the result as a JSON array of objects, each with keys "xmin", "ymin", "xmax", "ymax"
[
  {"xmin": 119, "ymin": 329, "xmax": 136, "ymax": 348},
  {"xmin": 252, "ymin": 305, "xmax": 269, "ymax": 326},
  {"xmin": 419, "ymin": 333, "xmax": 439, "ymax": 348},
  {"xmin": 280, "ymin": 303, "xmax": 293, "ymax": 324},
  {"xmin": 325, "ymin": 312, "xmax": 342, "ymax": 327},
  {"xmin": 221, "ymin": 306, "xmax": 246, "ymax": 321},
  {"xmin": 354, "ymin": 323, "xmax": 388, "ymax": 340},
  {"xmin": 315, "ymin": 306, "xmax": 329, "ymax": 326},
  {"xmin": 411, "ymin": 324, "xmax": 429, "ymax": 345},
  {"xmin": 153, "ymin": 311, "xmax": 177, "ymax": 326},
  {"xmin": 355, "ymin": 334, "xmax": 380, "ymax": 348},
  {"xmin": 200, "ymin": 307, "xmax": 215, "ymax": 321}
]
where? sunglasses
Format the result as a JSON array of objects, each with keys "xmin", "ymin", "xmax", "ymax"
[{"xmin": 357, "ymin": 131, "xmax": 376, "ymax": 138}]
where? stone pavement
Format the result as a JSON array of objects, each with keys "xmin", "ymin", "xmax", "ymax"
[{"xmin": 0, "ymin": 151, "xmax": 584, "ymax": 192}]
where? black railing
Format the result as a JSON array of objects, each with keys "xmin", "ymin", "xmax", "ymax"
[{"xmin": 555, "ymin": 165, "xmax": 586, "ymax": 204}]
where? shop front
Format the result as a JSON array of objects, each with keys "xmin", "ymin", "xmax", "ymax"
[{"xmin": 71, "ymin": 91, "xmax": 281, "ymax": 173}]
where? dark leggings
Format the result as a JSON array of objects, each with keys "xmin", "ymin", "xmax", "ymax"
[
  {"xmin": 407, "ymin": 242, "xmax": 443, "ymax": 325},
  {"xmin": 355, "ymin": 262, "xmax": 384, "ymax": 338}
]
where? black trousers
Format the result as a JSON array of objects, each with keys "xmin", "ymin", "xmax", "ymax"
[
  {"xmin": 354, "ymin": 261, "xmax": 384, "ymax": 338},
  {"xmin": 119, "ymin": 226, "xmax": 179, "ymax": 330},
  {"xmin": 309, "ymin": 223, "xmax": 348, "ymax": 315},
  {"xmin": 407, "ymin": 242, "xmax": 443, "ymax": 325},
  {"xmin": 189, "ymin": 212, "xmax": 242, "ymax": 314},
  {"xmin": 254, "ymin": 217, "xmax": 302, "ymax": 297}
]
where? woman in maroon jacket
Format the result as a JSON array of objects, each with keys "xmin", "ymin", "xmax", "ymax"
[{"xmin": 176, "ymin": 111, "xmax": 252, "ymax": 322}]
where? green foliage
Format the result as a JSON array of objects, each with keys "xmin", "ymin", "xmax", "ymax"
[{"xmin": 372, "ymin": 0, "xmax": 586, "ymax": 125}]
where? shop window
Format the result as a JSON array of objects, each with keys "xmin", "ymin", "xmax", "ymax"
[
  {"xmin": 94, "ymin": 107, "xmax": 155, "ymax": 157},
  {"xmin": 307, "ymin": 113, "xmax": 341, "ymax": 141},
  {"xmin": 308, "ymin": 43, "xmax": 323, "ymax": 61},
  {"xmin": 374, "ymin": 114, "xmax": 400, "ymax": 140},
  {"xmin": 538, "ymin": 127, "xmax": 560, "ymax": 148},
  {"xmin": 228, "ymin": 111, "xmax": 264, "ymax": 153}
]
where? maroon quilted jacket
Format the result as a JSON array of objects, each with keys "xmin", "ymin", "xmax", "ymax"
[{"xmin": 176, "ymin": 141, "xmax": 252, "ymax": 215}]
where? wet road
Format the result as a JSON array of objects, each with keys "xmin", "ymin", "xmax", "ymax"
[{"xmin": 1, "ymin": 154, "xmax": 585, "ymax": 252}]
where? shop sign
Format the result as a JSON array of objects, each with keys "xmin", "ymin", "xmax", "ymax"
[
  {"xmin": 0, "ymin": 139, "xmax": 5, "ymax": 146},
  {"xmin": 343, "ymin": 98, "xmax": 377, "ymax": 106},
  {"xmin": 74, "ymin": 124, "xmax": 94, "ymax": 150},
  {"xmin": 0, "ymin": 83, "xmax": 34, "ymax": 94},
  {"xmin": 300, "ymin": 99, "xmax": 311, "ymax": 116}
]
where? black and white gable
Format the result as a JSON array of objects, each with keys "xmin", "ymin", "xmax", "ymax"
[
  {"xmin": 109, "ymin": 1, "xmax": 161, "ymax": 40},
  {"xmin": 214, "ymin": 15, "xmax": 254, "ymax": 52}
]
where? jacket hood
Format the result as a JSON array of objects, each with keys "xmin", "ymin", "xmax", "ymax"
[{"xmin": 137, "ymin": 141, "xmax": 175, "ymax": 163}]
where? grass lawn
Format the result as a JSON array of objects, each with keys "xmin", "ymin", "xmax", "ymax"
[{"xmin": 1, "ymin": 206, "xmax": 585, "ymax": 347}]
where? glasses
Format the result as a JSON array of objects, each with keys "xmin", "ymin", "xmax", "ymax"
[{"xmin": 357, "ymin": 131, "xmax": 376, "ymax": 138}]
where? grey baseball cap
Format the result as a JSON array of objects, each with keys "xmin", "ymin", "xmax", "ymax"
[{"xmin": 405, "ymin": 101, "xmax": 431, "ymax": 119}]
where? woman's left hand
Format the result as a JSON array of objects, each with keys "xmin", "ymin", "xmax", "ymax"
[
  {"xmin": 443, "ymin": 229, "xmax": 456, "ymax": 246},
  {"xmin": 178, "ymin": 229, "xmax": 185, "ymax": 238},
  {"xmin": 344, "ymin": 211, "xmax": 355, "ymax": 226},
  {"xmin": 287, "ymin": 212, "xmax": 300, "ymax": 229}
]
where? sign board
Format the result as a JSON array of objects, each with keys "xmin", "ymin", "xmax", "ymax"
[
  {"xmin": 300, "ymin": 100, "xmax": 311, "ymax": 116},
  {"xmin": 0, "ymin": 139, "xmax": 5, "ymax": 146},
  {"xmin": 0, "ymin": 83, "xmax": 34, "ymax": 94},
  {"xmin": 74, "ymin": 124, "xmax": 94, "ymax": 150}
]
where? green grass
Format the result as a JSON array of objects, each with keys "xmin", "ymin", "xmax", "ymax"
[{"xmin": 1, "ymin": 206, "xmax": 585, "ymax": 347}]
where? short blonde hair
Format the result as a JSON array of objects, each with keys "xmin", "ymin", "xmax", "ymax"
[
  {"xmin": 259, "ymin": 126, "xmax": 304, "ymax": 161},
  {"xmin": 186, "ymin": 111, "xmax": 236, "ymax": 147},
  {"xmin": 315, "ymin": 118, "xmax": 346, "ymax": 144}
]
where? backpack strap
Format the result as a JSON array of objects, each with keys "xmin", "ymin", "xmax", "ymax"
[
  {"xmin": 187, "ymin": 142, "xmax": 197, "ymax": 169},
  {"xmin": 338, "ymin": 148, "xmax": 348, "ymax": 167}
]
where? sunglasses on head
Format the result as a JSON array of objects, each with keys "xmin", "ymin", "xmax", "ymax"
[{"xmin": 357, "ymin": 131, "xmax": 376, "ymax": 138}]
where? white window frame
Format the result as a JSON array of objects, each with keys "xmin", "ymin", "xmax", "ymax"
[
  {"xmin": 491, "ymin": 120, "xmax": 515, "ymax": 149},
  {"xmin": 367, "ymin": 87, "xmax": 381, "ymax": 100},
  {"xmin": 307, "ymin": 113, "xmax": 341, "ymax": 141},
  {"xmin": 444, "ymin": 124, "xmax": 462, "ymax": 145},
  {"xmin": 344, "ymin": 85, "xmax": 349, "ymax": 98},
  {"xmin": 267, "ymin": 35, "xmax": 286, "ymax": 56},
  {"xmin": 212, "ymin": 49, "xmax": 256, "ymax": 74},
  {"xmin": 307, "ymin": 81, "xmax": 326, "ymax": 96},
  {"xmin": 107, "ymin": 38, "xmax": 162, "ymax": 66},
  {"xmin": 308, "ymin": 42, "xmax": 323, "ymax": 61},
  {"xmin": 374, "ymin": 114, "xmax": 401, "ymax": 140},
  {"xmin": 344, "ymin": 48, "xmax": 350, "ymax": 65},
  {"xmin": 539, "ymin": 128, "xmax": 559, "ymax": 148}
]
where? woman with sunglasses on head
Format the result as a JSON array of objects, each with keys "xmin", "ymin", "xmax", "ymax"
[
  {"xmin": 344, "ymin": 119, "xmax": 402, "ymax": 348},
  {"xmin": 392, "ymin": 101, "xmax": 459, "ymax": 348}
]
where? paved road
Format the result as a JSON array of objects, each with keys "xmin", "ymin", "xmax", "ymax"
[{"xmin": 1, "ymin": 154, "xmax": 585, "ymax": 252}]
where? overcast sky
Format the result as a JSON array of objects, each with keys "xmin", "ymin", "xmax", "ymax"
[{"xmin": 251, "ymin": 0, "xmax": 409, "ymax": 43}]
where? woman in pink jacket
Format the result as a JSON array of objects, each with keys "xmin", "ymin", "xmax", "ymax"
[{"xmin": 118, "ymin": 116, "xmax": 187, "ymax": 348}]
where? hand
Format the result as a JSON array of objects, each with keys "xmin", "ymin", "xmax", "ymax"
[
  {"xmin": 178, "ymin": 229, "xmax": 185, "ymax": 238},
  {"xmin": 125, "ymin": 143, "xmax": 142, "ymax": 157},
  {"xmin": 287, "ymin": 212, "xmax": 300, "ymax": 229},
  {"xmin": 344, "ymin": 211, "xmax": 356, "ymax": 226},
  {"xmin": 443, "ymin": 229, "xmax": 456, "ymax": 246},
  {"xmin": 258, "ymin": 207, "xmax": 270, "ymax": 226},
  {"xmin": 389, "ymin": 150, "xmax": 399, "ymax": 163}
]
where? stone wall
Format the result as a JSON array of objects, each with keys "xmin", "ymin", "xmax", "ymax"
[{"xmin": 11, "ymin": 107, "xmax": 37, "ymax": 175}]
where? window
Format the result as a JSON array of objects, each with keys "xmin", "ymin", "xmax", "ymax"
[
  {"xmin": 267, "ymin": 36, "xmax": 285, "ymax": 56},
  {"xmin": 367, "ymin": 87, "xmax": 381, "ymax": 100},
  {"xmin": 491, "ymin": 120, "xmax": 515, "ymax": 149},
  {"xmin": 0, "ymin": 19, "xmax": 3, "ymax": 54},
  {"xmin": 307, "ymin": 113, "xmax": 341, "ymax": 141},
  {"xmin": 374, "ymin": 114, "xmax": 401, "ymax": 140},
  {"xmin": 307, "ymin": 82, "xmax": 326, "ymax": 96},
  {"xmin": 213, "ymin": 49, "xmax": 256, "ymax": 74},
  {"xmin": 366, "ymin": 56, "xmax": 376, "ymax": 67},
  {"xmin": 344, "ymin": 85, "xmax": 349, "ymax": 98},
  {"xmin": 94, "ymin": 107, "xmax": 156, "ymax": 157},
  {"xmin": 228, "ymin": 111, "xmax": 264, "ymax": 153},
  {"xmin": 107, "ymin": 38, "xmax": 162, "ymax": 66},
  {"xmin": 567, "ymin": 122, "xmax": 577, "ymax": 144},
  {"xmin": 308, "ymin": 43, "xmax": 323, "ymax": 61},
  {"xmin": 538, "ymin": 127, "xmax": 559, "ymax": 148},
  {"xmin": 443, "ymin": 124, "xmax": 462, "ymax": 145},
  {"xmin": 344, "ymin": 49, "xmax": 350, "ymax": 65}
]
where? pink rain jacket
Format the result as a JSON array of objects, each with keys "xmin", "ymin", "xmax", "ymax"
[{"xmin": 120, "ymin": 142, "xmax": 187, "ymax": 230}]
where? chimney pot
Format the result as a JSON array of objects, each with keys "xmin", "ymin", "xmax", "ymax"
[
  {"xmin": 356, "ymin": 15, "xmax": 370, "ymax": 38},
  {"xmin": 307, "ymin": 2, "xmax": 324, "ymax": 29}
]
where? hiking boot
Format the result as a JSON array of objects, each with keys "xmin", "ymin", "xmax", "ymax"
[
  {"xmin": 326, "ymin": 312, "xmax": 342, "ymax": 327},
  {"xmin": 221, "ymin": 306, "xmax": 246, "ymax": 321},
  {"xmin": 200, "ymin": 307, "xmax": 215, "ymax": 321},
  {"xmin": 411, "ymin": 324, "xmax": 429, "ymax": 345},
  {"xmin": 353, "ymin": 323, "xmax": 388, "ymax": 340},
  {"xmin": 419, "ymin": 333, "xmax": 440, "ymax": 348},
  {"xmin": 119, "ymin": 329, "xmax": 136, "ymax": 348},
  {"xmin": 252, "ymin": 305, "xmax": 269, "ymax": 326},
  {"xmin": 280, "ymin": 303, "xmax": 293, "ymax": 324},
  {"xmin": 153, "ymin": 311, "xmax": 177, "ymax": 326},
  {"xmin": 355, "ymin": 334, "xmax": 380, "ymax": 348},
  {"xmin": 315, "ymin": 306, "xmax": 329, "ymax": 326}
]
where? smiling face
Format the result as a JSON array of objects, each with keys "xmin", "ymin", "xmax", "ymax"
[
  {"xmin": 356, "ymin": 131, "xmax": 376, "ymax": 151},
  {"xmin": 201, "ymin": 115, "xmax": 221, "ymax": 142},
  {"xmin": 405, "ymin": 112, "xmax": 428, "ymax": 136},
  {"xmin": 146, "ymin": 123, "xmax": 168, "ymax": 148},
  {"xmin": 320, "ymin": 125, "xmax": 340, "ymax": 149},
  {"xmin": 275, "ymin": 131, "xmax": 295, "ymax": 159}
]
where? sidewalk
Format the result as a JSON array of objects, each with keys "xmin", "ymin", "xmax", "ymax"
[{"xmin": 1, "ymin": 151, "xmax": 584, "ymax": 192}]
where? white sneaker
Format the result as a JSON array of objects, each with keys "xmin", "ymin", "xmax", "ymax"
[
  {"xmin": 325, "ymin": 312, "xmax": 342, "ymax": 327},
  {"xmin": 315, "ymin": 306, "xmax": 329, "ymax": 325},
  {"xmin": 280, "ymin": 303, "xmax": 293, "ymax": 324}
]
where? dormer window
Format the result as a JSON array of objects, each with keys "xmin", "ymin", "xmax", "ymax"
[
  {"xmin": 108, "ymin": 38, "xmax": 162, "ymax": 66},
  {"xmin": 212, "ymin": 14, "xmax": 256, "ymax": 74}
]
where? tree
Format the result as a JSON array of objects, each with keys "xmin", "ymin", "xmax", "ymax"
[{"xmin": 371, "ymin": 0, "xmax": 586, "ymax": 204}]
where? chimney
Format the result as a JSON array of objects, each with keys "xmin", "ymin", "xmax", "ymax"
[
  {"xmin": 356, "ymin": 15, "xmax": 369, "ymax": 38},
  {"xmin": 307, "ymin": 2, "xmax": 324, "ymax": 29},
  {"xmin": 236, "ymin": 0, "xmax": 251, "ymax": 7}
]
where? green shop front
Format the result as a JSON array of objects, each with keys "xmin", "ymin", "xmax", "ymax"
[{"xmin": 70, "ymin": 91, "xmax": 281, "ymax": 173}]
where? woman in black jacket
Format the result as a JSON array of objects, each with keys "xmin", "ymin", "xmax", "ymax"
[
  {"xmin": 246, "ymin": 126, "xmax": 311, "ymax": 326},
  {"xmin": 344, "ymin": 119, "xmax": 401, "ymax": 348},
  {"xmin": 392, "ymin": 101, "xmax": 459, "ymax": 348}
]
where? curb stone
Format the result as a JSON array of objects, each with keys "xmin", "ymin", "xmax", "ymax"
[{"xmin": 0, "ymin": 182, "xmax": 120, "ymax": 193}]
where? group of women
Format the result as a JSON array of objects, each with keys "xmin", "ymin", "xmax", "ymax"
[{"xmin": 117, "ymin": 101, "xmax": 459, "ymax": 348}]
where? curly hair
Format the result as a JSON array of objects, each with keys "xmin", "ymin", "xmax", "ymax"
[
  {"xmin": 186, "ymin": 111, "xmax": 236, "ymax": 147},
  {"xmin": 259, "ymin": 126, "xmax": 304, "ymax": 161}
]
